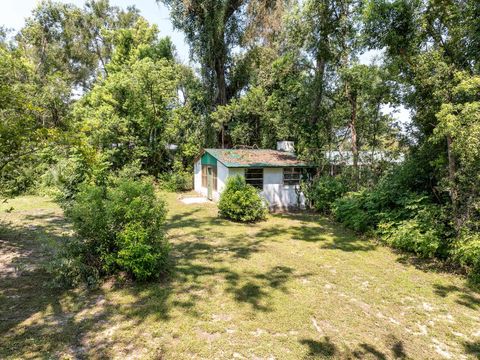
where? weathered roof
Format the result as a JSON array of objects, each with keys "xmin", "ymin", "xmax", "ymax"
[{"xmin": 204, "ymin": 148, "xmax": 310, "ymax": 168}]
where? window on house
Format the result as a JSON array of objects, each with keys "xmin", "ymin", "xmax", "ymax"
[
  {"xmin": 245, "ymin": 168, "xmax": 263, "ymax": 189},
  {"xmin": 283, "ymin": 167, "xmax": 302, "ymax": 186},
  {"xmin": 201, "ymin": 165, "xmax": 217, "ymax": 190}
]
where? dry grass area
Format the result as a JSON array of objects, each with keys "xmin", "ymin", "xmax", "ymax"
[{"xmin": 1, "ymin": 193, "xmax": 479, "ymax": 359}]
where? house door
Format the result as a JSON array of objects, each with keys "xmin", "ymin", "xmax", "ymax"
[{"xmin": 207, "ymin": 166, "xmax": 213, "ymax": 200}]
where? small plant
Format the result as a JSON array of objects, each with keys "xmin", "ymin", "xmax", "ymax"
[
  {"xmin": 49, "ymin": 176, "xmax": 169, "ymax": 287},
  {"xmin": 218, "ymin": 175, "xmax": 267, "ymax": 222}
]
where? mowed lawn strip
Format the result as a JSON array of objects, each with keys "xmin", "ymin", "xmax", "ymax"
[{"xmin": 0, "ymin": 194, "xmax": 479, "ymax": 359}]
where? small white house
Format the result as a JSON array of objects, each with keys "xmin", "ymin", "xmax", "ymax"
[{"xmin": 194, "ymin": 142, "xmax": 309, "ymax": 211}]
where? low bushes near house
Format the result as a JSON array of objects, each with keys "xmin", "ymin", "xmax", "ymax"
[
  {"xmin": 48, "ymin": 176, "xmax": 169, "ymax": 288},
  {"xmin": 376, "ymin": 204, "xmax": 447, "ymax": 258},
  {"xmin": 328, "ymin": 159, "xmax": 480, "ymax": 279},
  {"xmin": 218, "ymin": 175, "xmax": 267, "ymax": 222},
  {"xmin": 332, "ymin": 190, "xmax": 376, "ymax": 233},
  {"xmin": 303, "ymin": 175, "xmax": 347, "ymax": 214},
  {"xmin": 332, "ymin": 183, "xmax": 451, "ymax": 257},
  {"xmin": 452, "ymin": 229, "xmax": 480, "ymax": 280},
  {"xmin": 158, "ymin": 170, "xmax": 193, "ymax": 192}
]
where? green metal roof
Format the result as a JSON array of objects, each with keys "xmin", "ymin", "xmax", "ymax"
[{"xmin": 203, "ymin": 148, "xmax": 310, "ymax": 168}]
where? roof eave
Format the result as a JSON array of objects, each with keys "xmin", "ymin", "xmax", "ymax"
[
  {"xmin": 224, "ymin": 164, "xmax": 312, "ymax": 168},
  {"xmin": 202, "ymin": 148, "xmax": 314, "ymax": 168}
]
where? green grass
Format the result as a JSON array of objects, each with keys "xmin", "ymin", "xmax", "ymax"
[{"xmin": 1, "ymin": 193, "xmax": 479, "ymax": 359}]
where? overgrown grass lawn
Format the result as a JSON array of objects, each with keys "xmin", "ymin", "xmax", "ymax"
[{"xmin": 1, "ymin": 193, "xmax": 479, "ymax": 359}]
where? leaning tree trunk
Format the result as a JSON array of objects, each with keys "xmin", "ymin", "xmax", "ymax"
[{"xmin": 215, "ymin": 51, "xmax": 227, "ymax": 148}]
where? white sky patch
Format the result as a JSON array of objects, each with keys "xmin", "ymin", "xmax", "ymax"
[
  {"xmin": 358, "ymin": 48, "xmax": 385, "ymax": 65},
  {"xmin": 381, "ymin": 103, "xmax": 412, "ymax": 135},
  {"xmin": 359, "ymin": 48, "xmax": 413, "ymax": 133}
]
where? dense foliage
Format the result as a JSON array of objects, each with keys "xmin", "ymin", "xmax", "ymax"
[
  {"xmin": 218, "ymin": 175, "xmax": 267, "ymax": 222},
  {"xmin": 1, "ymin": 0, "xmax": 479, "ymax": 279},
  {"xmin": 49, "ymin": 176, "xmax": 169, "ymax": 287},
  {"xmin": 303, "ymin": 176, "xmax": 347, "ymax": 214}
]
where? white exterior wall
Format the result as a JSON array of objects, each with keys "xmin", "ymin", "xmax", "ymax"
[
  {"xmin": 260, "ymin": 168, "xmax": 305, "ymax": 211},
  {"xmin": 195, "ymin": 163, "xmax": 305, "ymax": 210},
  {"xmin": 193, "ymin": 159, "xmax": 228, "ymax": 202},
  {"xmin": 215, "ymin": 162, "xmax": 228, "ymax": 201},
  {"xmin": 228, "ymin": 168, "xmax": 245, "ymax": 178},
  {"xmin": 194, "ymin": 159, "xmax": 202, "ymax": 194}
]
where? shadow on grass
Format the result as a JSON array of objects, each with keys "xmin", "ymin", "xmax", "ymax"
[
  {"xmin": 0, "ymin": 216, "xmax": 103, "ymax": 357},
  {"xmin": 464, "ymin": 340, "xmax": 480, "ymax": 358},
  {"xmin": 390, "ymin": 337, "xmax": 407, "ymax": 359},
  {"xmin": 300, "ymin": 335, "xmax": 407, "ymax": 359},
  {"xmin": 257, "ymin": 213, "xmax": 376, "ymax": 252},
  {"xmin": 433, "ymin": 283, "xmax": 480, "ymax": 310},
  {"xmin": 300, "ymin": 337, "xmax": 337, "ymax": 358},
  {"xmin": 3, "ymin": 204, "xmax": 477, "ymax": 358},
  {"xmin": 396, "ymin": 254, "xmax": 480, "ymax": 309},
  {"xmin": 0, "ymin": 207, "xmax": 312, "ymax": 357},
  {"xmin": 352, "ymin": 344, "xmax": 387, "ymax": 359},
  {"xmin": 0, "ymin": 212, "xmax": 176, "ymax": 358},
  {"xmin": 395, "ymin": 252, "xmax": 466, "ymax": 275}
]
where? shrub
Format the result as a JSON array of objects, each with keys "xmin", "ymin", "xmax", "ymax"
[
  {"xmin": 332, "ymin": 172, "xmax": 438, "ymax": 234},
  {"xmin": 47, "ymin": 239, "xmax": 102, "ymax": 288},
  {"xmin": 0, "ymin": 162, "xmax": 40, "ymax": 196},
  {"xmin": 159, "ymin": 170, "xmax": 193, "ymax": 192},
  {"xmin": 332, "ymin": 191, "xmax": 377, "ymax": 233},
  {"xmin": 378, "ymin": 220, "xmax": 441, "ymax": 258},
  {"xmin": 49, "ymin": 176, "xmax": 169, "ymax": 287},
  {"xmin": 304, "ymin": 175, "xmax": 347, "ymax": 213},
  {"xmin": 218, "ymin": 175, "xmax": 267, "ymax": 222},
  {"xmin": 377, "ymin": 200, "xmax": 450, "ymax": 258},
  {"xmin": 452, "ymin": 229, "xmax": 480, "ymax": 278}
]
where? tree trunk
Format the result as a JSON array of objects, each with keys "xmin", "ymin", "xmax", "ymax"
[
  {"xmin": 311, "ymin": 54, "xmax": 326, "ymax": 126},
  {"xmin": 348, "ymin": 88, "xmax": 359, "ymax": 187},
  {"xmin": 215, "ymin": 56, "xmax": 227, "ymax": 148},
  {"xmin": 447, "ymin": 135, "xmax": 459, "ymax": 227}
]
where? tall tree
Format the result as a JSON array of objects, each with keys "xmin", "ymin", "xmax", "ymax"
[
  {"xmin": 160, "ymin": 0, "xmax": 291, "ymax": 147},
  {"xmin": 0, "ymin": 40, "xmax": 52, "ymax": 194},
  {"xmin": 363, "ymin": 0, "xmax": 480, "ymax": 228},
  {"xmin": 283, "ymin": 0, "xmax": 360, "ymax": 156},
  {"xmin": 73, "ymin": 19, "xmax": 204, "ymax": 175},
  {"xmin": 160, "ymin": 0, "xmax": 246, "ymax": 147},
  {"xmin": 16, "ymin": 0, "xmax": 141, "ymax": 128}
]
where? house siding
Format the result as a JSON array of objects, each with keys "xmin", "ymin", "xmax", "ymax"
[
  {"xmin": 227, "ymin": 167, "xmax": 306, "ymax": 209},
  {"xmin": 194, "ymin": 158, "xmax": 228, "ymax": 202},
  {"xmin": 217, "ymin": 161, "xmax": 228, "ymax": 194},
  {"xmin": 194, "ymin": 154, "xmax": 306, "ymax": 210},
  {"xmin": 261, "ymin": 168, "xmax": 305, "ymax": 211},
  {"xmin": 194, "ymin": 159, "xmax": 202, "ymax": 193}
]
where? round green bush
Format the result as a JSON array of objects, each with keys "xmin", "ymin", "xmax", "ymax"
[
  {"xmin": 305, "ymin": 175, "xmax": 347, "ymax": 213},
  {"xmin": 218, "ymin": 175, "xmax": 267, "ymax": 222},
  {"xmin": 50, "ymin": 176, "xmax": 169, "ymax": 287}
]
